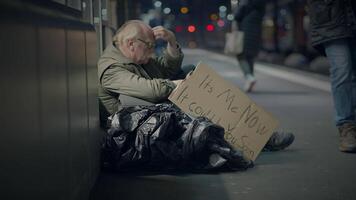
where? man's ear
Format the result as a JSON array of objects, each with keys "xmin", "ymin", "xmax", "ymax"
[{"xmin": 126, "ymin": 39, "xmax": 135, "ymax": 52}]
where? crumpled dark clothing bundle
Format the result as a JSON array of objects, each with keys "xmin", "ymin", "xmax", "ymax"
[{"xmin": 101, "ymin": 104, "xmax": 252, "ymax": 172}]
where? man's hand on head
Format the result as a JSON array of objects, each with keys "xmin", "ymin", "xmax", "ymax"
[
  {"xmin": 152, "ymin": 26, "xmax": 180, "ymax": 57},
  {"xmin": 152, "ymin": 26, "xmax": 176, "ymax": 45}
]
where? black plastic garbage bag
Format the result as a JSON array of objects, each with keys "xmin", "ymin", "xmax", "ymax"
[{"xmin": 101, "ymin": 103, "xmax": 252, "ymax": 172}]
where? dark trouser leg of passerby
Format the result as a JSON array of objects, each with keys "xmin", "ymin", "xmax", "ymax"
[
  {"xmin": 324, "ymin": 38, "xmax": 356, "ymax": 153},
  {"xmin": 352, "ymin": 39, "xmax": 356, "ymax": 118},
  {"xmin": 237, "ymin": 53, "xmax": 256, "ymax": 92}
]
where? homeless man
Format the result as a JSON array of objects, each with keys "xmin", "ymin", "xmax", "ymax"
[{"xmin": 97, "ymin": 20, "xmax": 294, "ymax": 170}]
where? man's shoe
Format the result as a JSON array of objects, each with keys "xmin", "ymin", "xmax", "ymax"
[
  {"xmin": 338, "ymin": 123, "xmax": 356, "ymax": 153},
  {"xmin": 244, "ymin": 75, "xmax": 256, "ymax": 93},
  {"xmin": 263, "ymin": 131, "xmax": 295, "ymax": 151}
]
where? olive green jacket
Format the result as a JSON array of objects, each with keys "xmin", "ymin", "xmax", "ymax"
[{"xmin": 97, "ymin": 43, "xmax": 184, "ymax": 124}]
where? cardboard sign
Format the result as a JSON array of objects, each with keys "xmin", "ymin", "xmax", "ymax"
[{"xmin": 169, "ymin": 62, "xmax": 279, "ymax": 161}]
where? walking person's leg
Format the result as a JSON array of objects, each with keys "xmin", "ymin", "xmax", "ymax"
[
  {"xmin": 350, "ymin": 37, "xmax": 356, "ymax": 115},
  {"xmin": 324, "ymin": 38, "xmax": 356, "ymax": 152},
  {"xmin": 237, "ymin": 53, "xmax": 256, "ymax": 92},
  {"xmin": 237, "ymin": 53, "xmax": 253, "ymax": 76},
  {"xmin": 247, "ymin": 54, "xmax": 255, "ymax": 75}
]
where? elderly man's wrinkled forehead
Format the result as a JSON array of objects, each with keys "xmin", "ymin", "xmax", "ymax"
[{"xmin": 115, "ymin": 21, "xmax": 155, "ymax": 45}]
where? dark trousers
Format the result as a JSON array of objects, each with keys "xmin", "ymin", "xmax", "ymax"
[{"xmin": 236, "ymin": 53, "xmax": 255, "ymax": 77}]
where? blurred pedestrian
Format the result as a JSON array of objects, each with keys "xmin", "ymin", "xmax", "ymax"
[
  {"xmin": 308, "ymin": 0, "xmax": 356, "ymax": 153},
  {"xmin": 234, "ymin": 0, "xmax": 266, "ymax": 92}
]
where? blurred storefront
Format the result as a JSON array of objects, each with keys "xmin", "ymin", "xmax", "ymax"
[
  {"xmin": 99, "ymin": 0, "xmax": 328, "ymax": 75},
  {"xmin": 259, "ymin": 0, "xmax": 328, "ymax": 74}
]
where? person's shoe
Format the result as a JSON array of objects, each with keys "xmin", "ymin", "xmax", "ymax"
[
  {"xmin": 263, "ymin": 131, "xmax": 295, "ymax": 151},
  {"xmin": 338, "ymin": 123, "xmax": 356, "ymax": 153},
  {"xmin": 244, "ymin": 75, "xmax": 256, "ymax": 93}
]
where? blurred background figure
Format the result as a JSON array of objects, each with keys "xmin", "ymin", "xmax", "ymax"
[
  {"xmin": 234, "ymin": 0, "xmax": 266, "ymax": 92},
  {"xmin": 149, "ymin": 9, "xmax": 166, "ymax": 56},
  {"xmin": 308, "ymin": 0, "xmax": 356, "ymax": 153}
]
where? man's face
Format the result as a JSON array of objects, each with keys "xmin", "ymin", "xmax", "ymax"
[{"xmin": 133, "ymin": 37, "xmax": 155, "ymax": 64}]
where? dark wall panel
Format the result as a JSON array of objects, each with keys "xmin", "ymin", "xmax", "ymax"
[
  {"xmin": 0, "ymin": 1, "xmax": 101, "ymax": 199},
  {"xmin": 85, "ymin": 31, "xmax": 102, "ymax": 188},
  {"xmin": 67, "ymin": 30, "xmax": 91, "ymax": 200},
  {"xmin": 0, "ymin": 23, "xmax": 42, "ymax": 199},
  {"xmin": 38, "ymin": 27, "xmax": 69, "ymax": 199}
]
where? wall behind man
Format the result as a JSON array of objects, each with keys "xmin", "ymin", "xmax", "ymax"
[{"xmin": 0, "ymin": 1, "xmax": 102, "ymax": 199}]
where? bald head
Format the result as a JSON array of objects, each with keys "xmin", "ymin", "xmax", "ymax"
[{"xmin": 113, "ymin": 20, "xmax": 153, "ymax": 47}]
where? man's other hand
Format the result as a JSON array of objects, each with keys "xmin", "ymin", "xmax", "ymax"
[{"xmin": 172, "ymin": 79, "xmax": 183, "ymax": 87}]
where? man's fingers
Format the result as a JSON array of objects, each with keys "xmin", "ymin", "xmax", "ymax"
[
  {"xmin": 153, "ymin": 30, "xmax": 164, "ymax": 37},
  {"xmin": 172, "ymin": 79, "xmax": 183, "ymax": 87},
  {"xmin": 152, "ymin": 26, "xmax": 175, "ymax": 43},
  {"xmin": 152, "ymin": 26, "xmax": 164, "ymax": 31},
  {"xmin": 153, "ymin": 30, "xmax": 169, "ymax": 40}
]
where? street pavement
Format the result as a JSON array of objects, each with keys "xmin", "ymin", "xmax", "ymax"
[{"xmin": 90, "ymin": 49, "xmax": 356, "ymax": 200}]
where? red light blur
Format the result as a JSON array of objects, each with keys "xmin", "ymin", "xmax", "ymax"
[
  {"xmin": 175, "ymin": 25, "xmax": 183, "ymax": 32},
  {"xmin": 206, "ymin": 24, "xmax": 214, "ymax": 32},
  {"xmin": 187, "ymin": 25, "xmax": 196, "ymax": 33}
]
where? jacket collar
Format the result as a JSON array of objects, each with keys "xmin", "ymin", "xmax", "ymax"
[{"xmin": 101, "ymin": 43, "xmax": 134, "ymax": 65}]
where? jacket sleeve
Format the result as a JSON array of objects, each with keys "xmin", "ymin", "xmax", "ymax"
[
  {"xmin": 150, "ymin": 45, "xmax": 184, "ymax": 78},
  {"xmin": 101, "ymin": 65, "xmax": 176, "ymax": 103}
]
